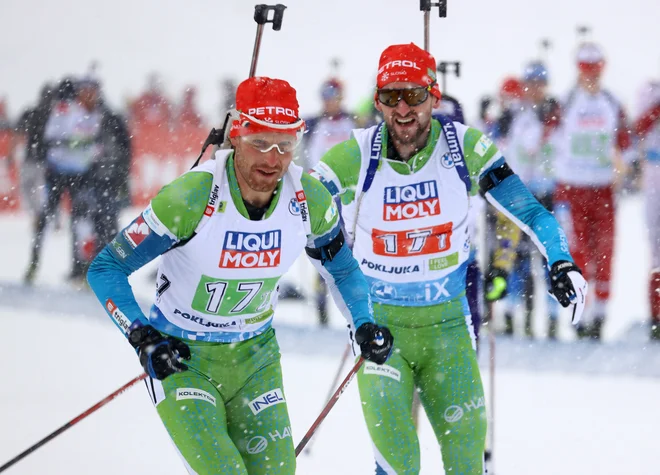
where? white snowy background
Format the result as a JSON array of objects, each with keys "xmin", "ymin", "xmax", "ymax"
[
  {"xmin": 1, "ymin": 0, "xmax": 659, "ymax": 121},
  {"xmin": 1, "ymin": 0, "xmax": 659, "ymax": 473}
]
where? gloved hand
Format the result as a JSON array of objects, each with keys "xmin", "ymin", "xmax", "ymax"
[
  {"xmin": 355, "ymin": 323, "xmax": 394, "ymax": 365},
  {"xmin": 538, "ymin": 97, "xmax": 560, "ymax": 126},
  {"xmin": 128, "ymin": 325, "xmax": 191, "ymax": 380},
  {"xmin": 549, "ymin": 260, "xmax": 588, "ymax": 324},
  {"xmin": 479, "ymin": 96, "xmax": 492, "ymax": 122},
  {"xmin": 484, "ymin": 267, "xmax": 509, "ymax": 302}
]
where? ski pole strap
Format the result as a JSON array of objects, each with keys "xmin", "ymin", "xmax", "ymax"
[
  {"xmin": 361, "ymin": 122, "xmax": 384, "ymax": 195},
  {"xmin": 191, "ymin": 128, "xmax": 222, "ymax": 170},
  {"xmin": 434, "ymin": 114, "xmax": 471, "ymax": 193},
  {"xmin": 191, "ymin": 111, "xmax": 234, "ymax": 170}
]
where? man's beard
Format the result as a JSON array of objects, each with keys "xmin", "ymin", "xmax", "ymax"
[
  {"xmin": 387, "ymin": 113, "xmax": 430, "ymax": 147},
  {"xmin": 236, "ymin": 160, "xmax": 283, "ymax": 193}
]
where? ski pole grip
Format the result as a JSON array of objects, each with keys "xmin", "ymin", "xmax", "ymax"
[
  {"xmin": 253, "ymin": 4, "xmax": 287, "ymax": 30},
  {"xmin": 272, "ymin": 4, "xmax": 286, "ymax": 30},
  {"xmin": 254, "ymin": 5, "xmax": 270, "ymax": 24},
  {"xmin": 438, "ymin": 0, "xmax": 447, "ymax": 17},
  {"xmin": 420, "ymin": 0, "xmax": 447, "ymax": 16},
  {"xmin": 437, "ymin": 61, "xmax": 461, "ymax": 77}
]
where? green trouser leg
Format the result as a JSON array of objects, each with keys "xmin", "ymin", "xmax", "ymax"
[
  {"xmin": 358, "ymin": 350, "xmax": 419, "ymax": 473},
  {"xmin": 155, "ymin": 370, "xmax": 248, "ymax": 474},
  {"xmin": 415, "ymin": 318, "xmax": 487, "ymax": 475},
  {"xmin": 148, "ymin": 329, "xmax": 296, "ymax": 475},
  {"xmin": 358, "ymin": 298, "xmax": 487, "ymax": 475}
]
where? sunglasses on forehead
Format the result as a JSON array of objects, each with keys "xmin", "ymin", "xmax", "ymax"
[{"xmin": 376, "ymin": 86, "xmax": 431, "ymax": 107}]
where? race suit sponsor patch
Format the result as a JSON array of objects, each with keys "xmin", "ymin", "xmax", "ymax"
[
  {"xmin": 176, "ymin": 388, "xmax": 217, "ymax": 406},
  {"xmin": 361, "ymin": 258, "xmax": 420, "ymax": 274},
  {"xmin": 383, "ymin": 181, "xmax": 440, "ymax": 221},
  {"xmin": 364, "ymin": 362, "xmax": 401, "ymax": 381},
  {"xmin": 248, "ymin": 388, "xmax": 286, "ymax": 415},
  {"xmin": 123, "ymin": 215, "xmax": 151, "ymax": 248},
  {"xmin": 105, "ymin": 299, "xmax": 130, "ymax": 334},
  {"xmin": 219, "ymin": 230, "xmax": 281, "ymax": 268}
]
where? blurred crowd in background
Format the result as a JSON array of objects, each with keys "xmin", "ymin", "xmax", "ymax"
[{"xmin": 0, "ymin": 39, "xmax": 658, "ymax": 343}]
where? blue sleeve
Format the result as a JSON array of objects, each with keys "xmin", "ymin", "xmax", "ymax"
[
  {"xmin": 314, "ymin": 240, "xmax": 374, "ymax": 329},
  {"xmin": 86, "ymin": 214, "xmax": 177, "ymax": 337},
  {"xmin": 484, "ymin": 168, "xmax": 572, "ymax": 266}
]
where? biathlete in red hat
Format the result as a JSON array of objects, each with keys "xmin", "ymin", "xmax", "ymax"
[
  {"xmin": 311, "ymin": 42, "xmax": 588, "ymax": 474},
  {"xmin": 87, "ymin": 76, "xmax": 393, "ymax": 474},
  {"xmin": 553, "ymin": 42, "xmax": 635, "ymax": 340}
]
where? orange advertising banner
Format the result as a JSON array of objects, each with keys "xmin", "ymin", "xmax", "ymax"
[
  {"xmin": 0, "ymin": 129, "xmax": 20, "ymax": 212},
  {"xmin": 129, "ymin": 123, "xmax": 209, "ymax": 208},
  {"xmin": 0, "ymin": 121, "xmax": 212, "ymax": 213}
]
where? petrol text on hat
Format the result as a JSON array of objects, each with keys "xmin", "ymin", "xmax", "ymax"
[
  {"xmin": 378, "ymin": 60, "xmax": 422, "ymax": 74},
  {"xmin": 248, "ymin": 107, "xmax": 297, "ymax": 118}
]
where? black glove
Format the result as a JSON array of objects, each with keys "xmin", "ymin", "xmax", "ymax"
[
  {"xmin": 479, "ymin": 96, "xmax": 492, "ymax": 122},
  {"xmin": 497, "ymin": 109, "xmax": 514, "ymax": 137},
  {"xmin": 484, "ymin": 267, "xmax": 509, "ymax": 302},
  {"xmin": 128, "ymin": 325, "xmax": 191, "ymax": 380},
  {"xmin": 548, "ymin": 260, "xmax": 588, "ymax": 324},
  {"xmin": 538, "ymin": 97, "xmax": 560, "ymax": 125},
  {"xmin": 355, "ymin": 323, "xmax": 394, "ymax": 365},
  {"xmin": 549, "ymin": 260, "xmax": 583, "ymax": 307}
]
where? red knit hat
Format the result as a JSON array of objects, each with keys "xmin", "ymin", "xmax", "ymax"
[
  {"xmin": 230, "ymin": 77, "xmax": 305, "ymax": 138},
  {"xmin": 499, "ymin": 77, "xmax": 524, "ymax": 100},
  {"xmin": 576, "ymin": 42, "xmax": 605, "ymax": 74},
  {"xmin": 376, "ymin": 43, "xmax": 441, "ymax": 99}
]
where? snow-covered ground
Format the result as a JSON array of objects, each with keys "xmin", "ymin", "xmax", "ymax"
[
  {"xmin": 1, "ymin": 309, "xmax": 658, "ymax": 475},
  {"xmin": 1, "ymin": 195, "xmax": 658, "ymax": 474}
]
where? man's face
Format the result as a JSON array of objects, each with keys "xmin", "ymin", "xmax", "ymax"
[
  {"xmin": 578, "ymin": 62, "xmax": 603, "ymax": 88},
  {"xmin": 375, "ymin": 81, "xmax": 437, "ymax": 146},
  {"xmin": 323, "ymin": 97, "xmax": 342, "ymax": 116},
  {"xmin": 78, "ymin": 86, "xmax": 99, "ymax": 109},
  {"xmin": 321, "ymin": 82, "xmax": 343, "ymax": 115},
  {"xmin": 231, "ymin": 131, "xmax": 297, "ymax": 193},
  {"xmin": 525, "ymin": 80, "xmax": 547, "ymax": 104}
]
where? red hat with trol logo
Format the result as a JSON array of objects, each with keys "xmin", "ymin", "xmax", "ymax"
[
  {"xmin": 576, "ymin": 42, "xmax": 605, "ymax": 74},
  {"xmin": 376, "ymin": 43, "xmax": 441, "ymax": 99},
  {"xmin": 230, "ymin": 76, "xmax": 305, "ymax": 138}
]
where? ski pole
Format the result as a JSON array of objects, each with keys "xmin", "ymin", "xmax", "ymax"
[
  {"xmin": 415, "ymin": 0, "xmax": 453, "ymax": 435},
  {"xmin": 539, "ymin": 38, "xmax": 552, "ymax": 64},
  {"xmin": 295, "ymin": 357, "xmax": 365, "ymax": 457},
  {"xmin": 422, "ymin": 2, "xmax": 430, "ymax": 51},
  {"xmin": 419, "ymin": 0, "xmax": 447, "ymax": 51},
  {"xmin": 302, "ymin": 344, "xmax": 352, "ymax": 455},
  {"xmin": 249, "ymin": 4, "xmax": 287, "ymax": 78},
  {"xmin": 576, "ymin": 24, "xmax": 592, "ymax": 43},
  {"xmin": 437, "ymin": 61, "xmax": 461, "ymax": 94},
  {"xmin": 420, "ymin": 1, "xmax": 454, "ymax": 94},
  {"xmin": 484, "ymin": 300, "xmax": 496, "ymax": 474},
  {"xmin": 193, "ymin": 4, "xmax": 288, "ymax": 165},
  {"xmin": 0, "ymin": 373, "xmax": 147, "ymax": 474}
]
